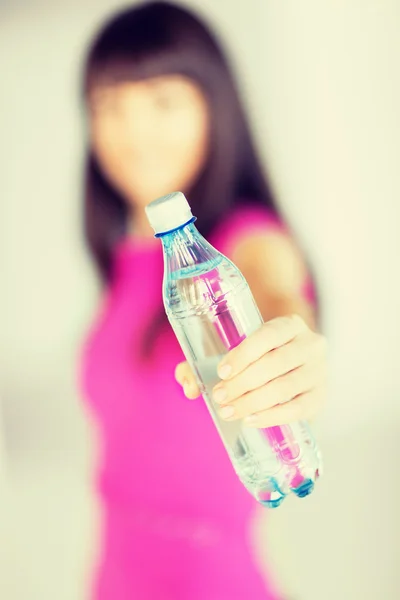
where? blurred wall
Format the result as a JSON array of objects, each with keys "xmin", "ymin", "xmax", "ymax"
[{"xmin": 1, "ymin": 1, "xmax": 399, "ymax": 599}]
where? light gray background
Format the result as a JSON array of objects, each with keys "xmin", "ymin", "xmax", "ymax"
[{"xmin": 1, "ymin": 1, "xmax": 399, "ymax": 599}]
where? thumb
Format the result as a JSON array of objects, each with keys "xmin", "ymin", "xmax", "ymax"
[{"xmin": 174, "ymin": 361, "xmax": 201, "ymax": 399}]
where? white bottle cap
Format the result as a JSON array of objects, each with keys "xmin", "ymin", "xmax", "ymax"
[{"xmin": 145, "ymin": 191, "xmax": 194, "ymax": 235}]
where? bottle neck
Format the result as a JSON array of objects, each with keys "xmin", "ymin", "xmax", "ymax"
[{"xmin": 160, "ymin": 221, "xmax": 219, "ymax": 274}]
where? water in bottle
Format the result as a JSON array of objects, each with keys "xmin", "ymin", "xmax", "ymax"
[{"xmin": 145, "ymin": 192, "xmax": 322, "ymax": 508}]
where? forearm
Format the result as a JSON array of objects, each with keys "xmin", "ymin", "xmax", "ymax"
[{"xmin": 256, "ymin": 293, "xmax": 316, "ymax": 331}]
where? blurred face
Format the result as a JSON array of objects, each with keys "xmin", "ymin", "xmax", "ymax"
[{"xmin": 88, "ymin": 75, "xmax": 210, "ymax": 209}]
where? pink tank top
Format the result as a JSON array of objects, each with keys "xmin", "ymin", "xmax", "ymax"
[{"xmin": 81, "ymin": 205, "xmax": 299, "ymax": 600}]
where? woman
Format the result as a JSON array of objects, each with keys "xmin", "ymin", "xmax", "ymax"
[{"xmin": 81, "ymin": 3, "xmax": 327, "ymax": 599}]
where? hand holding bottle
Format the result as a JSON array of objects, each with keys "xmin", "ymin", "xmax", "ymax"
[{"xmin": 176, "ymin": 313, "xmax": 327, "ymax": 428}]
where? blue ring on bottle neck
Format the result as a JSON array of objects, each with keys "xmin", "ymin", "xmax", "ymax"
[{"xmin": 155, "ymin": 216, "xmax": 197, "ymax": 238}]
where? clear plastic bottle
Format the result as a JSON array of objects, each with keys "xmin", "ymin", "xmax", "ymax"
[{"xmin": 146, "ymin": 192, "xmax": 322, "ymax": 507}]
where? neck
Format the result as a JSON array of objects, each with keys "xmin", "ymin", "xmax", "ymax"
[{"xmin": 129, "ymin": 207, "xmax": 155, "ymax": 240}]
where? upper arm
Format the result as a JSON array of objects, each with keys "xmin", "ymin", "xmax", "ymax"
[{"xmin": 231, "ymin": 231, "xmax": 316, "ymax": 329}]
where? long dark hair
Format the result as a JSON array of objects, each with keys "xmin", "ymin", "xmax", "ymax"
[{"xmin": 83, "ymin": 1, "xmax": 279, "ymax": 283}]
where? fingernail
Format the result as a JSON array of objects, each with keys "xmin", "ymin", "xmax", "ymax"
[
  {"xmin": 218, "ymin": 363, "xmax": 232, "ymax": 380},
  {"xmin": 213, "ymin": 387, "xmax": 227, "ymax": 404},
  {"xmin": 244, "ymin": 414, "xmax": 258, "ymax": 426},
  {"xmin": 220, "ymin": 406, "xmax": 235, "ymax": 420}
]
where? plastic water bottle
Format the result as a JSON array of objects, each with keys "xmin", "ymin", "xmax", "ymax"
[{"xmin": 146, "ymin": 192, "xmax": 322, "ymax": 508}]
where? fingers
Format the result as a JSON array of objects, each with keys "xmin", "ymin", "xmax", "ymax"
[
  {"xmin": 217, "ymin": 314, "xmax": 307, "ymax": 380},
  {"xmin": 213, "ymin": 330, "xmax": 325, "ymax": 405},
  {"xmin": 213, "ymin": 313, "xmax": 327, "ymax": 427},
  {"xmin": 174, "ymin": 361, "xmax": 201, "ymax": 399},
  {"xmin": 175, "ymin": 313, "xmax": 328, "ymax": 429},
  {"xmin": 216, "ymin": 361, "xmax": 326, "ymax": 422},
  {"xmin": 244, "ymin": 387, "xmax": 325, "ymax": 428}
]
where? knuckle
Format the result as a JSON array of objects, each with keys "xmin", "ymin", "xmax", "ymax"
[
  {"xmin": 287, "ymin": 313, "xmax": 306, "ymax": 331},
  {"xmin": 274, "ymin": 313, "xmax": 306, "ymax": 338},
  {"xmin": 265, "ymin": 376, "xmax": 291, "ymax": 407},
  {"xmin": 280, "ymin": 369, "xmax": 302, "ymax": 401},
  {"xmin": 263, "ymin": 316, "xmax": 284, "ymax": 334},
  {"xmin": 260, "ymin": 385, "xmax": 276, "ymax": 410},
  {"xmin": 266, "ymin": 346, "xmax": 285, "ymax": 372},
  {"xmin": 241, "ymin": 344, "xmax": 254, "ymax": 366},
  {"xmin": 284, "ymin": 340, "xmax": 304, "ymax": 368},
  {"xmin": 252, "ymin": 355, "xmax": 271, "ymax": 384},
  {"xmin": 274, "ymin": 314, "xmax": 293, "ymax": 332},
  {"xmin": 224, "ymin": 369, "xmax": 249, "ymax": 401},
  {"xmin": 245, "ymin": 387, "xmax": 272, "ymax": 415},
  {"xmin": 228, "ymin": 394, "xmax": 244, "ymax": 418},
  {"xmin": 285, "ymin": 339, "xmax": 307, "ymax": 370},
  {"xmin": 288, "ymin": 312, "xmax": 303, "ymax": 324}
]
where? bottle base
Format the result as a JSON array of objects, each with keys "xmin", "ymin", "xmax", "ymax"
[
  {"xmin": 252, "ymin": 475, "xmax": 316, "ymax": 507},
  {"xmin": 259, "ymin": 496, "xmax": 286, "ymax": 509},
  {"xmin": 255, "ymin": 478, "xmax": 286, "ymax": 508},
  {"xmin": 292, "ymin": 478, "xmax": 315, "ymax": 498}
]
